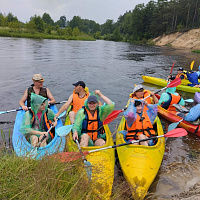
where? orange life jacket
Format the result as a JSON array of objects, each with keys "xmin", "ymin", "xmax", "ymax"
[
  {"xmin": 72, "ymin": 91, "xmax": 89, "ymax": 113},
  {"xmin": 161, "ymin": 92, "xmax": 181, "ymax": 114},
  {"xmin": 30, "ymin": 109, "xmax": 54, "ymax": 139},
  {"xmin": 81, "ymin": 107, "xmax": 104, "ymax": 141},
  {"xmin": 175, "ymin": 73, "xmax": 187, "ymax": 79},
  {"xmin": 125, "ymin": 111, "xmax": 155, "ymax": 140}
]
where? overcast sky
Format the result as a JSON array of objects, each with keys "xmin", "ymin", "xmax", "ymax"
[{"xmin": 0, "ymin": 0, "xmax": 150, "ymax": 24}]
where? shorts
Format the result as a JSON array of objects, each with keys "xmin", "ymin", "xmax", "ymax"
[{"xmin": 80, "ymin": 133, "xmax": 106, "ymax": 146}]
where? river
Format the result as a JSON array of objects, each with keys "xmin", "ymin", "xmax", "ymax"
[{"xmin": 1, "ymin": 37, "xmax": 200, "ymax": 199}]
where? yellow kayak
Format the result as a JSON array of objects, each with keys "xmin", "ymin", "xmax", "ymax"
[
  {"xmin": 116, "ymin": 116, "xmax": 165, "ymax": 200},
  {"xmin": 142, "ymin": 75, "xmax": 200, "ymax": 93},
  {"xmin": 64, "ymin": 114, "xmax": 115, "ymax": 199}
]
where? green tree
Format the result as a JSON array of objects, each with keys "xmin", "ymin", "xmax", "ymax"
[
  {"xmin": 42, "ymin": 13, "xmax": 54, "ymax": 26},
  {"xmin": 72, "ymin": 26, "xmax": 80, "ymax": 36},
  {"xmin": 30, "ymin": 15, "xmax": 45, "ymax": 33}
]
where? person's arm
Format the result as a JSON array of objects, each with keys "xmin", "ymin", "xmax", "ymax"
[
  {"xmin": 19, "ymin": 89, "xmax": 29, "ymax": 111},
  {"xmin": 95, "ymin": 90, "xmax": 112, "ymax": 105},
  {"xmin": 150, "ymin": 92, "xmax": 159, "ymax": 104},
  {"xmin": 72, "ymin": 109, "xmax": 85, "ymax": 141},
  {"xmin": 55, "ymin": 94, "xmax": 73, "ymax": 117},
  {"xmin": 46, "ymin": 88, "xmax": 56, "ymax": 105},
  {"xmin": 124, "ymin": 99, "xmax": 137, "ymax": 127}
]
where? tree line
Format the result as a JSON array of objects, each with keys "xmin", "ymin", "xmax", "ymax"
[{"xmin": 0, "ymin": 0, "xmax": 200, "ymax": 42}]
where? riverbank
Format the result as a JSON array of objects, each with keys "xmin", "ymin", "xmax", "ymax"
[
  {"xmin": 0, "ymin": 27, "xmax": 95, "ymax": 41},
  {"xmin": 153, "ymin": 28, "xmax": 200, "ymax": 50}
]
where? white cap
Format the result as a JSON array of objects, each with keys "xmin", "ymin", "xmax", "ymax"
[{"xmin": 133, "ymin": 85, "xmax": 144, "ymax": 93}]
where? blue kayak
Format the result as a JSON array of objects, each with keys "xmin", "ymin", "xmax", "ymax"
[{"xmin": 12, "ymin": 105, "xmax": 66, "ymax": 159}]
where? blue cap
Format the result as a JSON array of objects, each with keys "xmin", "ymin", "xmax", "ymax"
[{"xmin": 87, "ymin": 95, "xmax": 98, "ymax": 103}]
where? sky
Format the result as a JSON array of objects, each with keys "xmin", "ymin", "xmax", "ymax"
[{"xmin": 0, "ymin": 0, "xmax": 150, "ymax": 24}]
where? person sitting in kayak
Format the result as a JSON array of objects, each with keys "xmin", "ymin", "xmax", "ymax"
[
  {"xmin": 19, "ymin": 74, "xmax": 56, "ymax": 111},
  {"xmin": 130, "ymin": 84, "xmax": 158, "ymax": 105},
  {"xmin": 168, "ymin": 67, "xmax": 187, "ymax": 80},
  {"xmin": 20, "ymin": 93, "xmax": 57, "ymax": 147},
  {"xmin": 72, "ymin": 90, "xmax": 114, "ymax": 147},
  {"xmin": 123, "ymin": 99, "xmax": 157, "ymax": 146},
  {"xmin": 158, "ymin": 86, "xmax": 185, "ymax": 115},
  {"xmin": 55, "ymin": 81, "xmax": 89, "ymax": 124},
  {"xmin": 187, "ymin": 70, "xmax": 200, "ymax": 88}
]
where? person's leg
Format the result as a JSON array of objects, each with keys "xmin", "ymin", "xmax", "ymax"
[
  {"xmin": 30, "ymin": 135, "xmax": 39, "ymax": 147},
  {"xmin": 69, "ymin": 111, "xmax": 76, "ymax": 124},
  {"xmin": 138, "ymin": 134, "xmax": 149, "ymax": 146},
  {"xmin": 94, "ymin": 138, "xmax": 106, "ymax": 146},
  {"xmin": 80, "ymin": 134, "xmax": 90, "ymax": 147}
]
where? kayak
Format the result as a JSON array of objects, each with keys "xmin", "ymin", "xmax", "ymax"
[
  {"xmin": 194, "ymin": 92, "xmax": 200, "ymax": 103},
  {"xmin": 64, "ymin": 114, "xmax": 115, "ymax": 200},
  {"xmin": 12, "ymin": 105, "xmax": 66, "ymax": 159},
  {"xmin": 157, "ymin": 103, "xmax": 200, "ymax": 137},
  {"xmin": 116, "ymin": 116, "xmax": 165, "ymax": 200},
  {"xmin": 142, "ymin": 75, "xmax": 200, "ymax": 93}
]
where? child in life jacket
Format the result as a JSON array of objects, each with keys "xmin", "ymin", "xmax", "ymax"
[
  {"xmin": 123, "ymin": 99, "xmax": 157, "ymax": 146},
  {"xmin": 20, "ymin": 93, "xmax": 57, "ymax": 147}
]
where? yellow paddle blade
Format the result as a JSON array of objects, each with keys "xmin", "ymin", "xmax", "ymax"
[{"xmin": 190, "ymin": 60, "xmax": 195, "ymax": 70}]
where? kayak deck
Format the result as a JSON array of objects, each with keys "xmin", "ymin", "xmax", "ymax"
[{"xmin": 142, "ymin": 75, "xmax": 200, "ymax": 93}]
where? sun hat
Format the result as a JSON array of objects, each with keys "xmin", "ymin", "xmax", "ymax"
[
  {"xmin": 133, "ymin": 85, "xmax": 144, "ymax": 93},
  {"xmin": 32, "ymin": 74, "xmax": 44, "ymax": 81},
  {"xmin": 72, "ymin": 81, "xmax": 85, "ymax": 88},
  {"xmin": 87, "ymin": 95, "xmax": 98, "ymax": 103}
]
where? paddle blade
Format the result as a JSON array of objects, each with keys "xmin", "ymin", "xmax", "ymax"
[
  {"xmin": 190, "ymin": 60, "xmax": 195, "ymax": 70},
  {"xmin": 0, "ymin": 111, "xmax": 6, "ymax": 115},
  {"xmin": 84, "ymin": 160, "xmax": 92, "ymax": 180},
  {"xmin": 170, "ymin": 61, "xmax": 176, "ymax": 74},
  {"xmin": 52, "ymin": 151, "xmax": 89, "ymax": 162},
  {"xmin": 184, "ymin": 99, "xmax": 194, "ymax": 103},
  {"xmin": 103, "ymin": 110, "xmax": 123, "ymax": 125},
  {"xmin": 165, "ymin": 128, "xmax": 187, "ymax": 138},
  {"xmin": 167, "ymin": 78, "xmax": 181, "ymax": 88},
  {"xmin": 56, "ymin": 124, "xmax": 74, "ymax": 137},
  {"xmin": 57, "ymin": 111, "xmax": 66, "ymax": 119}
]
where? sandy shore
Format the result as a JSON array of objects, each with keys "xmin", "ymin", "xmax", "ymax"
[{"xmin": 153, "ymin": 28, "xmax": 200, "ymax": 50}]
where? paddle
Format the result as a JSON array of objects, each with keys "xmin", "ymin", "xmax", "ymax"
[
  {"xmin": 56, "ymin": 124, "xmax": 74, "ymax": 136},
  {"xmin": 168, "ymin": 119, "xmax": 184, "ymax": 132},
  {"xmin": 190, "ymin": 60, "xmax": 195, "ymax": 71},
  {"xmin": 0, "ymin": 101, "xmax": 67, "ymax": 115},
  {"xmin": 184, "ymin": 99, "xmax": 194, "ymax": 103},
  {"xmin": 76, "ymin": 139, "xmax": 92, "ymax": 181},
  {"xmin": 84, "ymin": 128, "xmax": 187, "ymax": 154},
  {"xmin": 170, "ymin": 61, "xmax": 176, "ymax": 76},
  {"xmin": 143, "ymin": 77, "xmax": 181, "ymax": 100},
  {"xmin": 27, "ymin": 125, "xmax": 53, "ymax": 158}
]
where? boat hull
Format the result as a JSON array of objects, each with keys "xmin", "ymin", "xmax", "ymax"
[
  {"xmin": 142, "ymin": 75, "xmax": 200, "ymax": 93},
  {"xmin": 64, "ymin": 115, "xmax": 115, "ymax": 200},
  {"xmin": 12, "ymin": 105, "xmax": 66, "ymax": 159},
  {"xmin": 116, "ymin": 116, "xmax": 165, "ymax": 200}
]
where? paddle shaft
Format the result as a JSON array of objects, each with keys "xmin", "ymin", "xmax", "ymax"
[
  {"xmin": 76, "ymin": 139, "xmax": 87, "ymax": 161},
  {"xmin": 88, "ymin": 135, "xmax": 164, "ymax": 153},
  {"xmin": 0, "ymin": 101, "xmax": 66, "ymax": 115}
]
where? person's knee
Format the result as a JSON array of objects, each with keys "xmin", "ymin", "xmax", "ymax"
[
  {"xmin": 81, "ymin": 134, "xmax": 90, "ymax": 140},
  {"xmin": 95, "ymin": 138, "xmax": 105, "ymax": 146},
  {"xmin": 69, "ymin": 111, "xmax": 76, "ymax": 123}
]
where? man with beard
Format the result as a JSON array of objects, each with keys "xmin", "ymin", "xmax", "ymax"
[{"xmin": 55, "ymin": 81, "xmax": 89, "ymax": 124}]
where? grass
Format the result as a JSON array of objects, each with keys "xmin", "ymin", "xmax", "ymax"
[
  {"xmin": 192, "ymin": 50, "xmax": 200, "ymax": 53},
  {"xmin": 0, "ymin": 28, "xmax": 96, "ymax": 41}
]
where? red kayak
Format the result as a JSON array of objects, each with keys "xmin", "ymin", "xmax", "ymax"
[{"xmin": 156, "ymin": 94, "xmax": 200, "ymax": 137}]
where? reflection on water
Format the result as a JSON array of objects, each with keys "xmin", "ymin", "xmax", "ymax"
[{"xmin": 1, "ymin": 37, "xmax": 200, "ymax": 199}]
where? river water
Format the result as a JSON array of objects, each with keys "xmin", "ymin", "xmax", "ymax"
[{"xmin": 1, "ymin": 37, "xmax": 200, "ymax": 199}]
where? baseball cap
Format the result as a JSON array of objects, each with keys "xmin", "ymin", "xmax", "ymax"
[
  {"xmin": 133, "ymin": 85, "xmax": 144, "ymax": 93},
  {"xmin": 32, "ymin": 74, "xmax": 44, "ymax": 81},
  {"xmin": 178, "ymin": 67, "xmax": 184, "ymax": 71},
  {"xmin": 87, "ymin": 95, "xmax": 98, "ymax": 103},
  {"xmin": 72, "ymin": 81, "xmax": 85, "ymax": 88}
]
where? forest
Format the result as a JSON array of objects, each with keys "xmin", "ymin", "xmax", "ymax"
[{"xmin": 0, "ymin": 0, "xmax": 199, "ymax": 42}]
